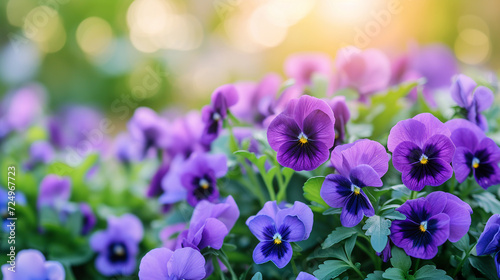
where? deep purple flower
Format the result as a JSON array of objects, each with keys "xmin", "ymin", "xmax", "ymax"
[
  {"xmin": 377, "ymin": 241, "xmax": 392, "ymax": 262},
  {"xmin": 477, "ymin": 214, "xmax": 500, "ymax": 278},
  {"xmin": 296, "ymin": 272, "xmax": 318, "ymax": 280},
  {"xmin": 333, "ymin": 47, "xmax": 391, "ymax": 100},
  {"xmin": 388, "ymin": 113, "xmax": 455, "ymax": 191},
  {"xmin": 178, "ymin": 196, "xmax": 239, "ymax": 251},
  {"xmin": 138, "ymin": 247, "xmax": 206, "ymax": 280},
  {"xmin": 267, "ymin": 95, "xmax": 335, "ymax": 171},
  {"xmin": 446, "ymin": 119, "xmax": 500, "ymax": 189},
  {"xmin": 25, "ymin": 140, "xmax": 54, "ymax": 170},
  {"xmin": 80, "ymin": 203, "xmax": 96, "ymax": 235},
  {"xmin": 37, "ymin": 175, "xmax": 71, "ymax": 209},
  {"xmin": 326, "ymin": 96, "xmax": 350, "ymax": 146},
  {"xmin": 128, "ymin": 107, "xmax": 170, "ymax": 157},
  {"xmin": 201, "ymin": 85, "xmax": 239, "ymax": 145},
  {"xmin": 246, "ymin": 201, "xmax": 313, "ymax": 268},
  {"xmin": 1, "ymin": 249, "xmax": 64, "ymax": 280},
  {"xmin": 232, "ymin": 74, "xmax": 282, "ymax": 126},
  {"xmin": 390, "ymin": 192, "xmax": 471, "ymax": 259},
  {"xmin": 321, "ymin": 139, "xmax": 389, "ymax": 227},
  {"xmin": 90, "ymin": 214, "xmax": 143, "ymax": 276},
  {"xmin": 147, "ymin": 161, "xmax": 170, "ymax": 198},
  {"xmin": 451, "ymin": 74, "xmax": 494, "ymax": 131}
]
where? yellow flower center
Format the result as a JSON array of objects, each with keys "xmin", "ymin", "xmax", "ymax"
[
  {"xmin": 274, "ymin": 238, "xmax": 282, "ymax": 245},
  {"xmin": 419, "ymin": 154, "xmax": 429, "ymax": 165},
  {"xmin": 472, "ymin": 158, "xmax": 480, "ymax": 169},
  {"xmin": 273, "ymin": 233, "xmax": 283, "ymax": 245},
  {"xmin": 199, "ymin": 179, "xmax": 210, "ymax": 190},
  {"xmin": 298, "ymin": 132, "xmax": 308, "ymax": 146},
  {"xmin": 352, "ymin": 185, "xmax": 361, "ymax": 195},
  {"xmin": 299, "ymin": 136, "xmax": 308, "ymax": 144},
  {"xmin": 419, "ymin": 221, "xmax": 428, "ymax": 232},
  {"xmin": 419, "ymin": 224, "xmax": 426, "ymax": 232}
]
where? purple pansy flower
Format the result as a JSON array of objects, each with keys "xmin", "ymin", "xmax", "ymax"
[
  {"xmin": 139, "ymin": 247, "xmax": 206, "ymax": 280},
  {"xmin": 321, "ymin": 139, "xmax": 389, "ymax": 227},
  {"xmin": 326, "ymin": 96, "xmax": 350, "ymax": 146},
  {"xmin": 167, "ymin": 111, "xmax": 206, "ymax": 158},
  {"xmin": 201, "ymin": 85, "xmax": 239, "ymax": 145},
  {"xmin": 284, "ymin": 53, "xmax": 332, "ymax": 91},
  {"xmin": 232, "ymin": 74, "xmax": 282, "ymax": 126},
  {"xmin": 477, "ymin": 214, "xmax": 500, "ymax": 278},
  {"xmin": 37, "ymin": 175, "xmax": 71, "ymax": 209},
  {"xmin": 334, "ymin": 47, "xmax": 391, "ymax": 101},
  {"xmin": 446, "ymin": 119, "xmax": 500, "ymax": 189},
  {"xmin": 388, "ymin": 113, "xmax": 455, "ymax": 191},
  {"xmin": 25, "ymin": 140, "xmax": 54, "ymax": 170},
  {"xmin": 246, "ymin": 201, "xmax": 313, "ymax": 268},
  {"xmin": 451, "ymin": 74, "xmax": 494, "ymax": 131},
  {"xmin": 90, "ymin": 214, "xmax": 144, "ymax": 276},
  {"xmin": 296, "ymin": 272, "xmax": 318, "ymax": 280},
  {"xmin": 147, "ymin": 160, "xmax": 170, "ymax": 198},
  {"xmin": 177, "ymin": 195, "xmax": 239, "ymax": 251},
  {"xmin": 1, "ymin": 249, "xmax": 65, "ymax": 280},
  {"xmin": 159, "ymin": 223, "xmax": 186, "ymax": 250},
  {"xmin": 80, "ymin": 203, "xmax": 96, "ymax": 235},
  {"xmin": 390, "ymin": 192, "xmax": 471, "ymax": 259},
  {"xmin": 377, "ymin": 241, "xmax": 392, "ymax": 262},
  {"xmin": 267, "ymin": 95, "xmax": 335, "ymax": 171},
  {"xmin": 0, "ymin": 83, "xmax": 46, "ymax": 133},
  {"xmin": 128, "ymin": 107, "xmax": 170, "ymax": 158},
  {"xmin": 114, "ymin": 132, "xmax": 142, "ymax": 165}
]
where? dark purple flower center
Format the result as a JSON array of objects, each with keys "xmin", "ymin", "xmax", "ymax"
[
  {"xmin": 406, "ymin": 144, "xmax": 446, "ymax": 181},
  {"xmin": 260, "ymin": 224, "xmax": 292, "ymax": 259},
  {"xmin": 465, "ymin": 149, "xmax": 495, "ymax": 180},
  {"xmin": 108, "ymin": 242, "xmax": 128, "ymax": 263},
  {"xmin": 192, "ymin": 175, "xmax": 215, "ymax": 201},
  {"xmin": 401, "ymin": 218, "xmax": 440, "ymax": 249}
]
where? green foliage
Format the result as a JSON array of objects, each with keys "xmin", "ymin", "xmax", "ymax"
[
  {"xmin": 390, "ymin": 247, "xmax": 411, "ymax": 271},
  {"xmin": 303, "ymin": 176, "xmax": 329, "ymax": 212},
  {"xmin": 313, "ymin": 260, "xmax": 351, "ymax": 280},
  {"xmin": 322, "ymin": 227, "xmax": 358, "ymax": 249},
  {"xmin": 472, "ymin": 192, "xmax": 500, "ymax": 214},
  {"xmin": 363, "ymin": 215, "xmax": 392, "ymax": 253}
]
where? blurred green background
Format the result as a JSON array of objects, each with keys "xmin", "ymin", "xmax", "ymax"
[{"xmin": 0, "ymin": 0, "xmax": 499, "ymax": 125}]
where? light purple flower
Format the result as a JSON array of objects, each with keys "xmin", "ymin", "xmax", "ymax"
[
  {"xmin": 267, "ymin": 95, "xmax": 335, "ymax": 171},
  {"xmin": 451, "ymin": 74, "xmax": 494, "ymax": 131},
  {"xmin": 178, "ymin": 196, "xmax": 240, "ymax": 251},
  {"xmin": 1, "ymin": 83, "xmax": 46, "ymax": 133},
  {"xmin": 138, "ymin": 247, "xmax": 206, "ymax": 280},
  {"xmin": 246, "ymin": 201, "xmax": 313, "ymax": 268},
  {"xmin": 128, "ymin": 107, "xmax": 170, "ymax": 157},
  {"xmin": 284, "ymin": 53, "xmax": 332, "ymax": 89},
  {"xmin": 388, "ymin": 113, "xmax": 455, "ymax": 191},
  {"xmin": 90, "ymin": 214, "xmax": 143, "ymax": 276},
  {"xmin": 322, "ymin": 139, "xmax": 389, "ymax": 227},
  {"xmin": 1, "ymin": 249, "xmax": 65, "ymax": 280},
  {"xmin": 477, "ymin": 214, "xmax": 500, "ymax": 278},
  {"xmin": 167, "ymin": 111, "xmax": 206, "ymax": 158},
  {"xmin": 114, "ymin": 132, "xmax": 142, "ymax": 165},
  {"xmin": 25, "ymin": 140, "xmax": 54, "ymax": 170},
  {"xmin": 334, "ymin": 47, "xmax": 391, "ymax": 100},
  {"xmin": 326, "ymin": 96, "xmax": 350, "ymax": 146},
  {"xmin": 37, "ymin": 175, "xmax": 71, "ymax": 209},
  {"xmin": 390, "ymin": 192, "xmax": 471, "ymax": 259},
  {"xmin": 446, "ymin": 119, "xmax": 500, "ymax": 189},
  {"xmin": 201, "ymin": 85, "xmax": 239, "ymax": 145},
  {"xmin": 159, "ymin": 223, "xmax": 186, "ymax": 250},
  {"xmin": 296, "ymin": 272, "xmax": 318, "ymax": 280}
]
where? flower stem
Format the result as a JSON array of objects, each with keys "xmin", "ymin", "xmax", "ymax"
[
  {"xmin": 410, "ymin": 191, "xmax": 418, "ymax": 200},
  {"xmin": 413, "ymin": 258, "xmax": 420, "ymax": 272},
  {"xmin": 348, "ymin": 261, "xmax": 365, "ymax": 279},
  {"xmin": 452, "ymin": 244, "xmax": 475, "ymax": 278},
  {"xmin": 291, "ymin": 256, "xmax": 299, "ymax": 276},
  {"xmin": 238, "ymin": 159, "xmax": 267, "ymax": 206},
  {"xmin": 219, "ymin": 250, "xmax": 238, "ymax": 280}
]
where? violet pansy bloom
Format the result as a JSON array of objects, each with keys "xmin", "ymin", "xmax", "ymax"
[
  {"xmin": 267, "ymin": 95, "xmax": 335, "ymax": 171},
  {"xmin": 246, "ymin": 201, "xmax": 313, "ymax": 268},
  {"xmin": 334, "ymin": 47, "xmax": 391, "ymax": 101},
  {"xmin": 25, "ymin": 140, "xmax": 54, "ymax": 170},
  {"xmin": 326, "ymin": 96, "xmax": 350, "ymax": 146},
  {"xmin": 296, "ymin": 272, "xmax": 318, "ymax": 280},
  {"xmin": 128, "ymin": 107, "xmax": 170, "ymax": 158},
  {"xmin": 80, "ymin": 203, "xmax": 96, "ymax": 235},
  {"xmin": 284, "ymin": 53, "xmax": 332, "ymax": 92},
  {"xmin": 476, "ymin": 214, "xmax": 500, "ymax": 278},
  {"xmin": 201, "ymin": 85, "xmax": 239, "ymax": 145},
  {"xmin": 147, "ymin": 161, "xmax": 170, "ymax": 198},
  {"xmin": 1, "ymin": 249, "xmax": 64, "ymax": 280},
  {"xmin": 139, "ymin": 247, "xmax": 206, "ymax": 280},
  {"xmin": 90, "ymin": 214, "xmax": 143, "ymax": 276},
  {"xmin": 167, "ymin": 111, "xmax": 206, "ymax": 158},
  {"xmin": 159, "ymin": 223, "xmax": 186, "ymax": 250},
  {"xmin": 321, "ymin": 139, "xmax": 389, "ymax": 227},
  {"xmin": 37, "ymin": 175, "xmax": 71, "ymax": 209},
  {"xmin": 388, "ymin": 113, "xmax": 455, "ymax": 191},
  {"xmin": 390, "ymin": 192, "xmax": 471, "ymax": 259},
  {"xmin": 446, "ymin": 119, "xmax": 500, "ymax": 189},
  {"xmin": 451, "ymin": 74, "xmax": 494, "ymax": 131}
]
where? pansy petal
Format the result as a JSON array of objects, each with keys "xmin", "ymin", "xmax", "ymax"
[
  {"xmin": 90, "ymin": 231, "xmax": 109, "ymax": 252},
  {"xmin": 478, "ymin": 224, "xmax": 500, "ymax": 256},
  {"xmin": 44, "ymin": 261, "xmax": 65, "ymax": 280},
  {"xmin": 340, "ymin": 195, "xmax": 365, "ymax": 227},
  {"xmin": 320, "ymin": 174, "xmax": 353, "ymax": 208},
  {"xmin": 478, "ymin": 137, "xmax": 500, "ymax": 163},
  {"xmin": 349, "ymin": 164, "xmax": 383, "ymax": 188},
  {"xmin": 197, "ymin": 218, "xmax": 229, "ymax": 250},
  {"xmin": 255, "ymin": 201, "xmax": 279, "ymax": 220},
  {"xmin": 253, "ymin": 241, "xmax": 293, "ymax": 269},
  {"xmin": 387, "ymin": 119, "xmax": 427, "ymax": 152},
  {"xmin": 279, "ymin": 215, "xmax": 306, "ymax": 242},
  {"xmin": 247, "ymin": 215, "xmax": 276, "ymax": 241},
  {"xmin": 413, "ymin": 112, "xmax": 451, "ymax": 139},
  {"xmin": 293, "ymin": 95, "xmax": 335, "ymax": 131},
  {"xmin": 338, "ymin": 139, "xmax": 390, "ymax": 178},
  {"xmin": 450, "ymin": 128, "xmax": 479, "ymax": 151},
  {"xmin": 302, "ymin": 109, "xmax": 335, "ymax": 148},
  {"xmin": 167, "ymin": 247, "xmax": 206, "ymax": 280},
  {"xmin": 139, "ymin": 248, "xmax": 173, "ymax": 280},
  {"xmin": 424, "ymin": 134, "xmax": 455, "ymax": 163},
  {"xmin": 450, "ymin": 74, "xmax": 476, "ymax": 108},
  {"xmin": 402, "ymin": 158, "xmax": 453, "ymax": 191},
  {"xmin": 392, "ymin": 141, "xmax": 421, "ymax": 172},
  {"xmin": 205, "ymin": 154, "xmax": 228, "ymax": 178},
  {"xmin": 442, "ymin": 200, "xmax": 472, "ymax": 242},
  {"xmin": 277, "ymin": 139, "xmax": 329, "ymax": 171},
  {"xmin": 452, "ymin": 147, "xmax": 473, "ymax": 183},
  {"xmin": 267, "ymin": 114, "xmax": 301, "ymax": 151},
  {"xmin": 474, "ymin": 86, "xmax": 494, "ymax": 112},
  {"xmin": 446, "ymin": 119, "xmax": 486, "ymax": 141},
  {"xmin": 276, "ymin": 201, "xmax": 314, "ymax": 239},
  {"xmin": 297, "ymin": 272, "xmax": 319, "ymax": 280},
  {"xmin": 427, "ymin": 213, "xmax": 451, "ymax": 246}
]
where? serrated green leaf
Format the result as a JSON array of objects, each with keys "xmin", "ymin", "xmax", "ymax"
[
  {"xmin": 365, "ymin": 271, "xmax": 384, "ymax": 280},
  {"xmin": 381, "ymin": 209, "xmax": 406, "ymax": 221},
  {"xmin": 303, "ymin": 176, "xmax": 328, "ymax": 212},
  {"xmin": 313, "ymin": 260, "xmax": 351, "ymax": 280},
  {"xmin": 322, "ymin": 227, "xmax": 358, "ymax": 249},
  {"xmin": 345, "ymin": 234, "xmax": 357, "ymax": 258},
  {"xmin": 363, "ymin": 215, "xmax": 392, "ymax": 253},
  {"xmin": 383, "ymin": 268, "xmax": 407, "ymax": 280},
  {"xmin": 414, "ymin": 265, "xmax": 452, "ymax": 280},
  {"xmin": 472, "ymin": 192, "xmax": 500, "ymax": 214},
  {"xmin": 469, "ymin": 255, "xmax": 499, "ymax": 280},
  {"xmin": 390, "ymin": 247, "xmax": 411, "ymax": 271},
  {"xmin": 251, "ymin": 272, "xmax": 262, "ymax": 280}
]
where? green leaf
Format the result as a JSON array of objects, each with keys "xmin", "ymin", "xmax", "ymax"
[
  {"xmin": 363, "ymin": 215, "xmax": 392, "ymax": 252},
  {"xmin": 382, "ymin": 268, "xmax": 407, "ymax": 280},
  {"xmin": 322, "ymin": 227, "xmax": 358, "ymax": 249},
  {"xmin": 365, "ymin": 271, "xmax": 384, "ymax": 280},
  {"xmin": 381, "ymin": 209, "xmax": 406, "ymax": 220},
  {"xmin": 390, "ymin": 247, "xmax": 411, "ymax": 271},
  {"xmin": 303, "ymin": 176, "xmax": 329, "ymax": 212},
  {"xmin": 313, "ymin": 260, "xmax": 351, "ymax": 280},
  {"xmin": 452, "ymin": 233, "xmax": 470, "ymax": 252},
  {"xmin": 469, "ymin": 255, "xmax": 499, "ymax": 280},
  {"xmin": 323, "ymin": 208, "xmax": 342, "ymax": 215},
  {"xmin": 251, "ymin": 272, "xmax": 262, "ymax": 280},
  {"xmin": 472, "ymin": 192, "xmax": 500, "ymax": 214},
  {"xmin": 414, "ymin": 265, "xmax": 452, "ymax": 280},
  {"xmin": 344, "ymin": 234, "xmax": 357, "ymax": 257}
]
